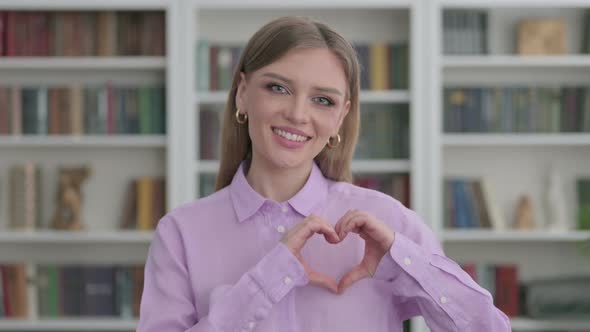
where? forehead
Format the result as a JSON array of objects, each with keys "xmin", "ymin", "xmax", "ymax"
[{"xmin": 253, "ymin": 48, "xmax": 348, "ymax": 90}]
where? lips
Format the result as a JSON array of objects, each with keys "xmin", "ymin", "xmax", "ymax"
[{"xmin": 271, "ymin": 126, "xmax": 312, "ymax": 142}]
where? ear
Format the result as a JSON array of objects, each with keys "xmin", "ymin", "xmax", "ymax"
[
  {"xmin": 335, "ymin": 99, "xmax": 351, "ymax": 135},
  {"xmin": 235, "ymin": 72, "xmax": 247, "ymax": 112}
]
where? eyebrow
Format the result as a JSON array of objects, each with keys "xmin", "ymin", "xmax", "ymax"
[{"xmin": 261, "ymin": 72, "xmax": 344, "ymax": 96}]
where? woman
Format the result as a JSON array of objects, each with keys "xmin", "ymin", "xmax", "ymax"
[{"xmin": 138, "ymin": 16, "xmax": 510, "ymax": 331}]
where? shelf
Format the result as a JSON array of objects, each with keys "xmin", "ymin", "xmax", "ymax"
[
  {"xmin": 0, "ymin": 0, "xmax": 171, "ymax": 10},
  {"xmin": 442, "ymin": 134, "xmax": 590, "ymax": 147},
  {"xmin": 195, "ymin": 90, "xmax": 410, "ymax": 104},
  {"xmin": 0, "ymin": 57, "xmax": 166, "ymax": 70},
  {"xmin": 440, "ymin": 0, "xmax": 590, "ymax": 8},
  {"xmin": 351, "ymin": 159, "xmax": 411, "ymax": 173},
  {"xmin": 359, "ymin": 90, "xmax": 410, "ymax": 103},
  {"xmin": 0, "ymin": 231, "xmax": 153, "ymax": 244},
  {"xmin": 442, "ymin": 55, "xmax": 590, "ymax": 69},
  {"xmin": 0, "ymin": 135, "xmax": 167, "ymax": 148},
  {"xmin": 196, "ymin": 159, "xmax": 411, "ymax": 174},
  {"xmin": 195, "ymin": 91, "xmax": 229, "ymax": 104},
  {"xmin": 193, "ymin": 0, "xmax": 413, "ymax": 9},
  {"xmin": 510, "ymin": 317, "xmax": 590, "ymax": 331},
  {"xmin": 0, "ymin": 318, "xmax": 138, "ymax": 331},
  {"xmin": 442, "ymin": 230, "xmax": 590, "ymax": 243}
]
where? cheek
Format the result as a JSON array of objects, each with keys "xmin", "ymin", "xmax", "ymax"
[{"xmin": 314, "ymin": 112, "xmax": 341, "ymax": 136}]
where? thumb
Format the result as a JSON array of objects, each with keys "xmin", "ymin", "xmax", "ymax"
[{"xmin": 337, "ymin": 265, "xmax": 370, "ymax": 295}]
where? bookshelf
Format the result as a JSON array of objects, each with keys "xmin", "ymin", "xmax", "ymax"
[
  {"xmin": 2, "ymin": 0, "xmax": 589, "ymax": 331},
  {"xmin": 0, "ymin": 0, "xmax": 188, "ymax": 330},
  {"xmin": 428, "ymin": 0, "xmax": 590, "ymax": 331}
]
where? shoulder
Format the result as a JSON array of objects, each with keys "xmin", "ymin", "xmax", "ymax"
[
  {"xmin": 159, "ymin": 186, "xmax": 233, "ymax": 230},
  {"xmin": 327, "ymin": 180, "xmax": 403, "ymax": 214}
]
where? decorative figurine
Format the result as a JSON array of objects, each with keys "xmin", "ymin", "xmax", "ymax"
[
  {"xmin": 514, "ymin": 195, "xmax": 534, "ymax": 230},
  {"xmin": 51, "ymin": 166, "xmax": 92, "ymax": 230}
]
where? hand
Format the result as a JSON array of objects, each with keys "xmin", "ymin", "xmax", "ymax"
[
  {"xmin": 280, "ymin": 214, "xmax": 341, "ymax": 293},
  {"xmin": 335, "ymin": 209, "xmax": 395, "ymax": 294}
]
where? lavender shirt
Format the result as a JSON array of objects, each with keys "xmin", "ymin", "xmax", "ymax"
[{"xmin": 138, "ymin": 161, "xmax": 511, "ymax": 332}]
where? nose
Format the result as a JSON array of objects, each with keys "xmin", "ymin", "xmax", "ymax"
[{"xmin": 284, "ymin": 96, "xmax": 309, "ymax": 125}]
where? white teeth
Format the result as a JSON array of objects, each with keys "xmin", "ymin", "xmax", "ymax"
[{"xmin": 273, "ymin": 128, "xmax": 308, "ymax": 142}]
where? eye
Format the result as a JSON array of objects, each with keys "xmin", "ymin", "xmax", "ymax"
[
  {"xmin": 266, "ymin": 83, "xmax": 288, "ymax": 94},
  {"xmin": 312, "ymin": 96, "xmax": 335, "ymax": 107}
]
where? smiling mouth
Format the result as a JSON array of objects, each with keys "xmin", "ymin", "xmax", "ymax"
[{"xmin": 272, "ymin": 127, "xmax": 311, "ymax": 142}]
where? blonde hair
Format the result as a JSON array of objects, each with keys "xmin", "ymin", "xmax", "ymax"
[{"xmin": 215, "ymin": 16, "xmax": 360, "ymax": 191}]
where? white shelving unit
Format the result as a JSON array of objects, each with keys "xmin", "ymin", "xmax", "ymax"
[
  {"xmin": 0, "ymin": 135, "xmax": 167, "ymax": 148},
  {"xmin": 2, "ymin": 0, "xmax": 589, "ymax": 331},
  {"xmin": 442, "ymin": 54, "xmax": 590, "ymax": 67},
  {"xmin": 443, "ymin": 133, "xmax": 590, "ymax": 146},
  {"xmin": 0, "ymin": 0, "xmax": 188, "ymax": 331},
  {"xmin": 442, "ymin": 229, "xmax": 590, "ymax": 242},
  {"xmin": 0, "ymin": 318, "xmax": 138, "ymax": 331},
  {"xmin": 428, "ymin": 0, "xmax": 590, "ymax": 331},
  {"xmin": 0, "ymin": 57, "xmax": 166, "ymax": 70},
  {"xmin": 0, "ymin": 231, "xmax": 153, "ymax": 244}
]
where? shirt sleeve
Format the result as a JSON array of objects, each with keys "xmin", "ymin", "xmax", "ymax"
[
  {"xmin": 137, "ymin": 216, "xmax": 308, "ymax": 332},
  {"xmin": 372, "ymin": 202, "xmax": 512, "ymax": 331}
]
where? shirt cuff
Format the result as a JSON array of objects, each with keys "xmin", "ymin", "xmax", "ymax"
[
  {"xmin": 248, "ymin": 242, "xmax": 308, "ymax": 303},
  {"xmin": 373, "ymin": 232, "xmax": 430, "ymax": 282}
]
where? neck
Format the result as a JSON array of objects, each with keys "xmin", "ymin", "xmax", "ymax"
[{"xmin": 245, "ymin": 157, "xmax": 312, "ymax": 203}]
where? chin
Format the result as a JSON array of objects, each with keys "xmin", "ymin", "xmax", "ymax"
[{"xmin": 270, "ymin": 157, "xmax": 306, "ymax": 170}]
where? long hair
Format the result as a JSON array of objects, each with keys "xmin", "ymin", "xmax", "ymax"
[{"xmin": 215, "ymin": 16, "xmax": 360, "ymax": 191}]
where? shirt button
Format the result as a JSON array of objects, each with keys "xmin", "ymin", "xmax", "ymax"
[
  {"xmin": 440, "ymin": 296, "xmax": 447, "ymax": 304},
  {"xmin": 281, "ymin": 206, "xmax": 289, "ymax": 213},
  {"xmin": 283, "ymin": 276, "xmax": 292, "ymax": 285},
  {"xmin": 404, "ymin": 257, "xmax": 412, "ymax": 265},
  {"xmin": 277, "ymin": 225, "xmax": 286, "ymax": 233}
]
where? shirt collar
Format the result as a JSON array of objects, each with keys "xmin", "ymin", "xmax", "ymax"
[{"xmin": 229, "ymin": 160, "xmax": 329, "ymax": 223}]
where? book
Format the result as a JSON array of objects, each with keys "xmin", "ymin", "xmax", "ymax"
[
  {"xmin": 83, "ymin": 266, "xmax": 116, "ymax": 316},
  {"xmin": 444, "ymin": 177, "xmax": 503, "ymax": 230},
  {"xmin": 495, "ymin": 265, "xmax": 519, "ymax": 317},
  {"xmin": 9, "ymin": 162, "xmax": 42, "ymax": 230},
  {"xmin": 577, "ymin": 178, "xmax": 590, "ymax": 230},
  {"xmin": 524, "ymin": 276, "xmax": 590, "ymax": 318},
  {"xmin": 1, "ymin": 11, "xmax": 165, "ymax": 56}
]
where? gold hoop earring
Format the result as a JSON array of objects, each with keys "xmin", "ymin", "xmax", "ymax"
[
  {"xmin": 327, "ymin": 134, "xmax": 341, "ymax": 149},
  {"xmin": 235, "ymin": 108, "xmax": 247, "ymax": 124}
]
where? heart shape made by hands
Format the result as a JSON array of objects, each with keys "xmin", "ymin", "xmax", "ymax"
[{"xmin": 296, "ymin": 210, "xmax": 395, "ymax": 295}]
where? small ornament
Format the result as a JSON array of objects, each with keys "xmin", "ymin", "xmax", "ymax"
[
  {"xmin": 51, "ymin": 166, "xmax": 92, "ymax": 231},
  {"xmin": 514, "ymin": 195, "xmax": 535, "ymax": 230},
  {"xmin": 545, "ymin": 164, "xmax": 569, "ymax": 231}
]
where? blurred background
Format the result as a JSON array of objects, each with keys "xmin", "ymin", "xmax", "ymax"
[{"xmin": 0, "ymin": 0, "xmax": 589, "ymax": 332}]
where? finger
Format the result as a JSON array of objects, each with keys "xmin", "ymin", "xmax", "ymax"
[
  {"xmin": 343, "ymin": 214, "xmax": 369, "ymax": 234},
  {"xmin": 345, "ymin": 213, "xmax": 395, "ymax": 249},
  {"xmin": 303, "ymin": 216, "xmax": 340, "ymax": 244},
  {"xmin": 335, "ymin": 209, "xmax": 360, "ymax": 239},
  {"xmin": 337, "ymin": 264, "xmax": 370, "ymax": 295},
  {"xmin": 334, "ymin": 209, "xmax": 356, "ymax": 235},
  {"xmin": 308, "ymin": 270, "xmax": 339, "ymax": 294},
  {"xmin": 340, "ymin": 212, "xmax": 368, "ymax": 238}
]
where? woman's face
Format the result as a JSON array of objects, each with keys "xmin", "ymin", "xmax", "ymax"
[{"xmin": 236, "ymin": 47, "xmax": 351, "ymax": 171}]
